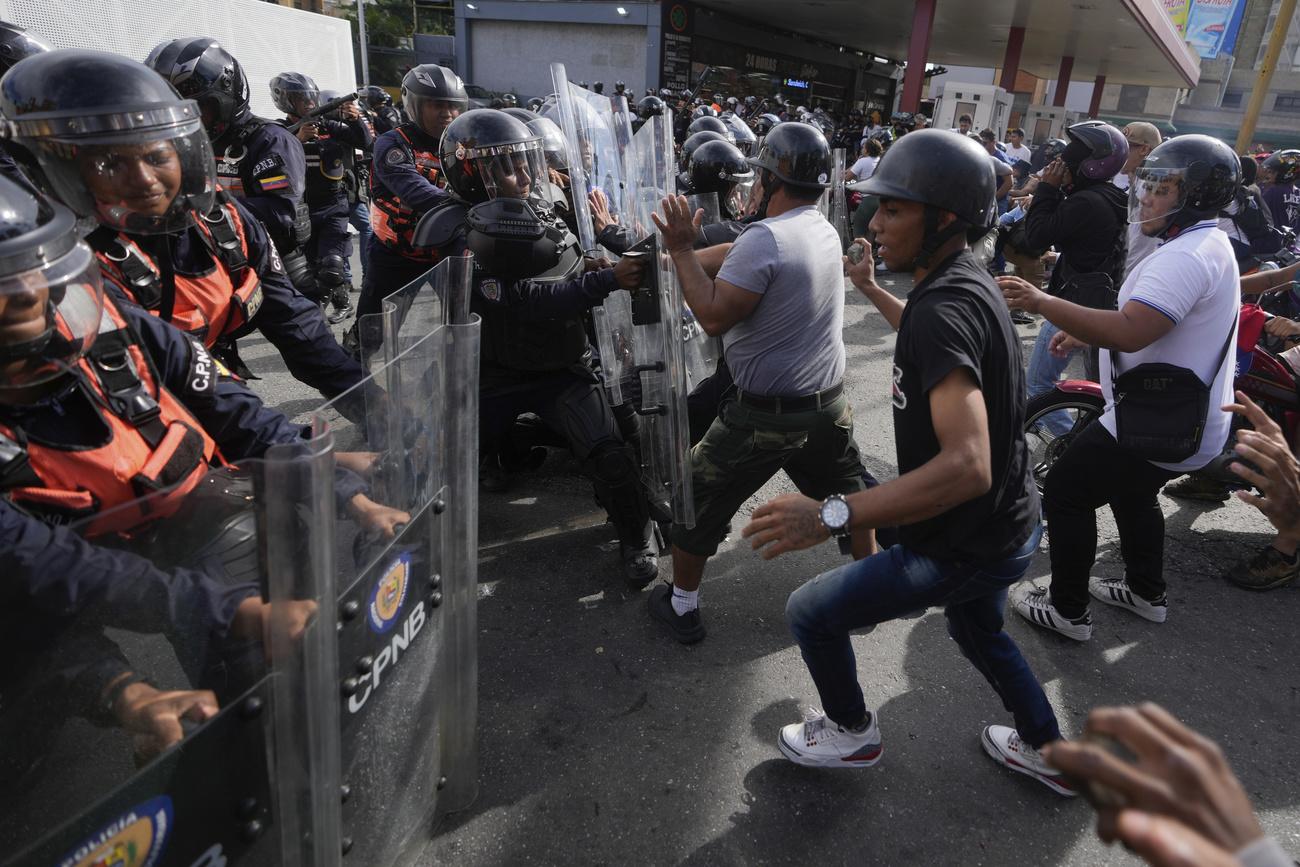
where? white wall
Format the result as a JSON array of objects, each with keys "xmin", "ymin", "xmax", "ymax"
[
  {"xmin": 0, "ymin": 0, "xmax": 355, "ymax": 119},
  {"xmin": 468, "ymin": 19, "xmax": 647, "ymax": 98}
]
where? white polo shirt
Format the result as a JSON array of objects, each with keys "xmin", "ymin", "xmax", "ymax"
[{"xmin": 1100, "ymin": 219, "xmax": 1241, "ymax": 472}]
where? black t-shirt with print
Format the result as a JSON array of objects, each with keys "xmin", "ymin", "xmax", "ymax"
[{"xmin": 892, "ymin": 249, "xmax": 1039, "ymax": 562}]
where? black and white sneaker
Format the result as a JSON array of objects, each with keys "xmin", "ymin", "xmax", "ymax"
[
  {"xmin": 1012, "ymin": 586, "xmax": 1093, "ymax": 641},
  {"xmin": 647, "ymin": 583, "xmax": 706, "ymax": 644},
  {"xmin": 1088, "ymin": 576, "xmax": 1167, "ymax": 623}
]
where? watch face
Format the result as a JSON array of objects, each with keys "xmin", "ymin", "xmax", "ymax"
[{"xmin": 820, "ymin": 497, "xmax": 851, "ymax": 531}]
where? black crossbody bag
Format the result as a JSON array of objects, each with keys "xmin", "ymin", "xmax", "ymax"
[{"xmin": 1109, "ymin": 323, "xmax": 1234, "ymax": 463}]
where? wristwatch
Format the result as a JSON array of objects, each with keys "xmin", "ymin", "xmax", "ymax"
[{"xmin": 819, "ymin": 494, "xmax": 854, "ymax": 555}]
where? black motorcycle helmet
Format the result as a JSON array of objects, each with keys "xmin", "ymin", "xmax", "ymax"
[
  {"xmin": 401, "ymin": 64, "xmax": 468, "ymax": 136},
  {"xmin": 748, "ymin": 121, "xmax": 833, "ymax": 191},
  {"xmin": 688, "ymin": 139, "xmax": 753, "ymax": 193},
  {"xmin": 720, "ymin": 114, "xmax": 757, "ymax": 156},
  {"xmin": 0, "ymin": 20, "xmax": 50, "ymax": 75},
  {"xmin": 3, "ymin": 49, "xmax": 217, "ymax": 235},
  {"xmin": 861, "ymin": 128, "xmax": 997, "ymax": 267},
  {"xmin": 0, "ymin": 174, "xmax": 104, "ymax": 388},
  {"xmin": 1061, "ymin": 120, "xmax": 1128, "ymax": 183},
  {"xmin": 679, "ymin": 130, "xmax": 727, "ymax": 172},
  {"xmin": 1261, "ymin": 149, "xmax": 1300, "ymax": 185},
  {"xmin": 145, "ymin": 37, "xmax": 250, "ymax": 143},
  {"xmin": 1030, "ymin": 137, "xmax": 1069, "ymax": 173},
  {"xmin": 636, "ymin": 95, "xmax": 666, "ymax": 120},
  {"xmin": 1239, "ymin": 153, "xmax": 1258, "ymax": 187},
  {"xmin": 270, "ymin": 72, "xmax": 319, "ymax": 118},
  {"xmin": 1129, "ymin": 134, "xmax": 1241, "ymax": 238},
  {"xmin": 614, "ymin": 81, "xmax": 626, "ymax": 94},
  {"xmin": 687, "ymin": 115, "xmax": 733, "ymax": 144},
  {"xmin": 526, "ymin": 97, "xmax": 545, "ymax": 112},
  {"xmin": 753, "ymin": 113, "xmax": 781, "ymax": 136},
  {"xmin": 359, "ymin": 84, "xmax": 393, "ymax": 110},
  {"xmin": 440, "ymin": 109, "xmax": 549, "ymax": 206}
]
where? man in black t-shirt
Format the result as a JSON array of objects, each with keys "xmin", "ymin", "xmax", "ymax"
[{"xmin": 743, "ymin": 130, "xmax": 1071, "ymax": 797}]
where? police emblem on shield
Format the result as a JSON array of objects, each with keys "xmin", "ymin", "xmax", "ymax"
[
  {"xmin": 480, "ymin": 278, "xmax": 501, "ymax": 302},
  {"xmin": 368, "ymin": 552, "xmax": 412, "ymax": 634},
  {"xmin": 61, "ymin": 795, "xmax": 173, "ymax": 867}
]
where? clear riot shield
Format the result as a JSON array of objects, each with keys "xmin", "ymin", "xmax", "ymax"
[
  {"xmin": 3, "ymin": 445, "xmax": 340, "ymax": 866},
  {"xmin": 680, "ymin": 191, "xmax": 725, "ymax": 395},
  {"xmin": 356, "ymin": 254, "xmax": 474, "ymax": 372},
  {"xmin": 627, "ymin": 110, "xmax": 696, "ymax": 527},
  {"xmin": 827, "ymin": 147, "xmax": 850, "ymax": 252},
  {"xmin": 315, "ymin": 260, "xmax": 481, "ymax": 863}
]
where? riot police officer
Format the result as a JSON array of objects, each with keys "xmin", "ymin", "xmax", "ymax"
[
  {"xmin": 345, "ymin": 63, "xmax": 465, "ymax": 360},
  {"xmin": 272, "ymin": 74, "xmax": 373, "ymax": 324},
  {"xmin": 0, "ymin": 172, "xmax": 406, "ymax": 787},
  {"xmin": 5, "ymin": 49, "xmax": 375, "ymax": 420},
  {"xmin": 633, "ymin": 94, "xmax": 665, "ymax": 134},
  {"xmin": 361, "ymin": 84, "xmax": 403, "ymax": 135},
  {"xmin": 418, "ymin": 109, "xmax": 661, "ymax": 586},
  {"xmin": 145, "ymin": 37, "xmax": 317, "ymax": 300},
  {"xmin": 687, "ymin": 114, "xmax": 734, "ymax": 144}
]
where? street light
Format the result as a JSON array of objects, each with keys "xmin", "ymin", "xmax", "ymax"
[{"xmin": 616, "ymin": 6, "xmax": 628, "ymax": 15}]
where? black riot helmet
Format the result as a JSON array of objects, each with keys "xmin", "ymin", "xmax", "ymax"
[
  {"xmin": 752, "ymin": 113, "xmax": 781, "ymax": 136},
  {"xmin": 687, "ymin": 115, "xmax": 733, "ymax": 143},
  {"xmin": 614, "ymin": 81, "xmax": 626, "ymax": 94},
  {"xmin": 1129, "ymin": 134, "xmax": 1241, "ymax": 238},
  {"xmin": 145, "ymin": 37, "xmax": 250, "ymax": 143},
  {"xmin": 0, "ymin": 20, "xmax": 50, "ymax": 74},
  {"xmin": 359, "ymin": 84, "xmax": 393, "ymax": 110},
  {"xmin": 636, "ymin": 95, "xmax": 666, "ymax": 120},
  {"xmin": 861, "ymin": 128, "xmax": 997, "ymax": 267},
  {"xmin": 748, "ymin": 121, "xmax": 833, "ymax": 191},
  {"xmin": 680, "ymin": 130, "xmax": 727, "ymax": 172},
  {"xmin": 1261, "ymin": 148, "xmax": 1300, "ymax": 185},
  {"xmin": 502, "ymin": 106, "xmax": 539, "ymax": 125},
  {"xmin": 526, "ymin": 96, "xmax": 545, "ymax": 112},
  {"xmin": 688, "ymin": 139, "xmax": 753, "ymax": 217},
  {"xmin": 592, "ymin": 81, "xmax": 604, "ymax": 94},
  {"xmin": 692, "ymin": 104, "xmax": 718, "ymax": 119},
  {"xmin": 1030, "ymin": 137, "xmax": 1069, "ymax": 172},
  {"xmin": 401, "ymin": 64, "xmax": 468, "ymax": 136},
  {"xmin": 720, "ymin": 113, "xmax": 757, "ymax": 156},
  {"xmin": 270, "ymin": 72, "xmax": 319, "ymax": 118},
  {"xmin": 2, "ymin": 49, "xmax": 217, "ymax": 236},
  {"xmin": 439, "ymin": 109, "xmax": 553, "ymax": 208},
  {"xmin": 0, "ymin": 174, "xmax": 104, "ymax": 389}
]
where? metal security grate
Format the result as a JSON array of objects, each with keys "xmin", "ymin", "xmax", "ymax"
[{"xmin": 0, "ymin": 0, "xmax": 356, "ymax": 119}]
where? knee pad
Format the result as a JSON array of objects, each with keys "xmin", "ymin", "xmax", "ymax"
[
  {"xmin": 317, "ymin": 254, "xmax": 349, "ymax": 291},
  {"xmin": 584, "ymin": 442, "xmax": 639, "ymax": 486},
  {"xmin": 282, "ymin": 248, "xmax": 321, "ymax": 300}
]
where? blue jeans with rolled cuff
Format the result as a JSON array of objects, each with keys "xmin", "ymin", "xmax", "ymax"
[{"xmin": 785, "ymin": 524, "xmax": 1061, "ymax": 748}]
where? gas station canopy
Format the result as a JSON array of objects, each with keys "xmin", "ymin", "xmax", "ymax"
[{"xmin": 697, "ymin": 0, "xmax": 1200, "ymax": 89}]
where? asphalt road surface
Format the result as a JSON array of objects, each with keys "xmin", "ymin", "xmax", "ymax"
[{"xmin": 244, "ymin": 263, "xmax": 1299, "ymax": 867}]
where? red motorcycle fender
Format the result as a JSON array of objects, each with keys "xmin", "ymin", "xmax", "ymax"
[{"xmin": 1054, "ymin": 380, "xmax": 1103, "ymax": 398}]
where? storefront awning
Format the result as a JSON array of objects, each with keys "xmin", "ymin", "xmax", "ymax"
[{"xmin": 695, "ymin": 0, "xmax": 1200, "ymax": 89}]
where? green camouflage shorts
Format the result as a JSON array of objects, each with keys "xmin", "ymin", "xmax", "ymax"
[{"xmin": 671, "ymin": 391, "xmax": 868, "ymax": 557}]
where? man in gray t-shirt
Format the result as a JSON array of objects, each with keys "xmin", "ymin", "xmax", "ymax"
[
  {"xmin": 645, "ymin": 126, "xmax": 873, "ymax": 645},
  {"xmin": 718, "ymin": 205, "xmax": 847, "ymax": 396}
]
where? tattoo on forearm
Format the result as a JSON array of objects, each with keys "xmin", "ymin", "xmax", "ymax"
[{"xmin": 795, "ymin": 512, "xmax": 822, "ymax": 542}]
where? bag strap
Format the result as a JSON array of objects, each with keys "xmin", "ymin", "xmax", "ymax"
[{"xmin": 1110, "ymin": 314, "xmax": 1236, "ymax": 391}]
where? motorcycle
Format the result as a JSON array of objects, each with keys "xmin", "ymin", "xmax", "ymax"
[{"xmin": 1024, "ymin": 303, "xmax": 1300, "ymax": 492}]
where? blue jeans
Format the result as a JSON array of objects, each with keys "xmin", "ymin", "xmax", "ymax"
[
  {"xmin": 349, "ymin": 200, "xmax": 372, "ymax": 283},
  {"xmin": 1027, "ymin": 321, "xmax": 1077, "ymax": 436},
  {"xmin": 785, "ymin": 525, "xmax": 1061, "ymax": 748}
]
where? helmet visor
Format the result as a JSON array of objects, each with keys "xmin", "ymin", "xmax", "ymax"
[
  {"xmin": 18, "ymin": 106, "xmax": 216, "ymax": 235},
  {"xmin": 471, "ymin": 140, "xmax": 556, "ymax": 208},
  {"xmin": 1129, "ymin": 166, "xmax": 1190, "ymax": 230},
  {"xmin": 0, "ymin": 241, "xmax": 104, "ymax": 390}
]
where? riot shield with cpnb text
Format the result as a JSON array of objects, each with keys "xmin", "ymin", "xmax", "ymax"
[
  {"xmin": 314, "ymin": 299, "xmax": 481, "ymax": 863},
  {"xmin": 2, "ymin": 443, "xmax": 341, "ymax": 867}
]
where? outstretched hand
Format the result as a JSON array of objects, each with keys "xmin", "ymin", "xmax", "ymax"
[
  {"xmin": 1225, "ymin": 390, "xmax": 1300, "ymax": 538},
  {"xmin": 651, "ymin": 195, "xmax": 704, "ymax": 255}
]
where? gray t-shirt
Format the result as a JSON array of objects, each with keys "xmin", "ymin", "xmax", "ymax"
[{"xmin": 715, "ymin": 205, "xmax": 847, "ymax": 396}]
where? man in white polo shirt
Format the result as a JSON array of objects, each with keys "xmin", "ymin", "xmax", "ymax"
[
  {"xmin": 998, "ymin": 135, "xmax": 1241, "ymax": 640},
  {"xmin": 1004, "ymin": 127, "xmax": 1033, "ymax": 165}
]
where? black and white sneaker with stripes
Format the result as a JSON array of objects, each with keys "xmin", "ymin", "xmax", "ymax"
[
  {"xmin": 1088, "ymin": 575, "xmax": 1168, "ymax": 623},
  {"xmin": 1012, "ymin": 586, "xmax": 1093, "ymax": 641}
]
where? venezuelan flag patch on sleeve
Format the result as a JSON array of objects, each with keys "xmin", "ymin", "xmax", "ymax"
[{"xmin": 259, "ymin": 174, "xmax": 290, "ymax": 191}]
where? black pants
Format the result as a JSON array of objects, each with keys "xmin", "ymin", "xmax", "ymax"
[
  {"xmin": 1043, "ymin": 420, "xmax": 1178, "ymax": 618},
  {"xmin": 355, "ymin": 239, "xmax": 437, "ymax": 358}
]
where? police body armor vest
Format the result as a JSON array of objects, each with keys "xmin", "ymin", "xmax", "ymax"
[
  {"xmin": 370, "ymin": 124, "xmax": 445, "ymax": 260},
  {"xmin": 87, "ymin": 192, "xmax": 264, "ymax": 348},
  {"xmin": 0, "ymin": 295, "xmax": 220, "ymax": 536},
  {"xmin": 303, "ymin": 132, "xmax": 353, "ymax": 209},
  {"xmin": 479, "ymin": 229, "xmax": 588, "ymax": 373}
]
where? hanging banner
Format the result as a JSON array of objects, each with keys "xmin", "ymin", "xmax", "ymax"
[
  {"xmin": 1163, "ymin": 0, "xmax": 1191, "ymax": 35},
  {"xmin": 1185, "ymin": 0, "xmax": 1247, "ymax": 59}
]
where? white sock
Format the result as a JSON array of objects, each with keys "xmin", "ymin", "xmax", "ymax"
[{"xmin": 670, "ymin": 586, "xmax": 699, "ymax": 616}]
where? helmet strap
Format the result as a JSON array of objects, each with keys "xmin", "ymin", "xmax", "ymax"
[
  {"xmin": 755, "ymin": 169, "xmax": 781, "ymax": 220},
  {"xmin": 911, "ymin": 205, "xmax": 966, "ymax": 270}
]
